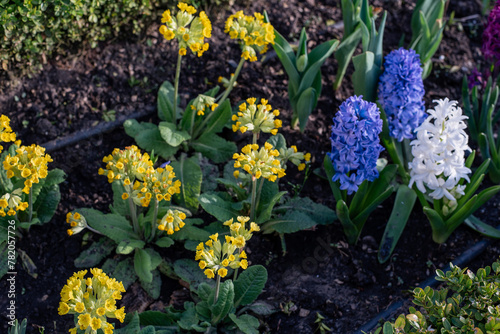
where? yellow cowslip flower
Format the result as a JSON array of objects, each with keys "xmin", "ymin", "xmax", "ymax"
[
  {"xmin": 2, "ymin": 144, "xmax": 52, "ymax": 194},
  {"xmin": 130, "ymin": 165, "xmax": 182, "ymax": 207},
  {"xmin": 225, "ymin": 11, "xmax": 275, "ymax": 62},
  {"xmin": 276, "ymin": 144, "xmax": 311, "ymax": 171},
  {"xmin": 195, "ymin": 233, "xmax": 248, "ymax": 279},
  {"xmin": 58, "ymin": 268, "xmax": 126, "ymax": 334},
  {"xmin": 0, "ymin": 188, "xmax": 28, "ymax": 217},
  {"xmin": 223, "ymin": 216, "xmax": 260, "ymax": 248},
  {"xmin": 157, "ymin": 209, "xmax": 187, "ymax": 234},
  {"xmin": 66, "ymin": 211, "xmax": 89, "ymax": 236},
  {"xmin": 0, "ymin": 115, "xmax": 16, "ymax": 152},
  {"xmin": 159, "ymin": 4, "xmax": 212, "ymax": 57},
  {"xmin": 190, "ymin": 94, "xmax": 218, "ymax": 116},
  {"xmin": 232, "ymin": 97, "xmax": 281, "ymax": 135},
  {"xmin": 233, "ymin": 142, "xmax": 286, "ymax": 182},
  {"xmin": 98, "ymin": 145, "xmax": 153, "ymax": 186}
]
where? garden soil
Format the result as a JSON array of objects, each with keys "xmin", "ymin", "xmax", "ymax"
[{"xmin": 1, "ymin": 0, "xmax": 499, "ymax": 333}]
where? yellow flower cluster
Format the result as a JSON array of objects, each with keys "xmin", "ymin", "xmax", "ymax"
[
  {"xmin": 58, "ymin": 268, "xmax": 126, "ymax": 334},
  {"xmin": 232, "ymin": 97, "xmax": 282, "ymax": 135},
  {"xmin": 223, "ymin": 216, "xmax": 260, "ymax": 248},
  {"xmin": 0, "ymin": 188, "xmax": 28, "ymax": 217},
  {"xmin": 98, "ymin": 146, "xmax": 181, "ymax": 208},
  {"xmin": 3, "ymin": 144, "xmax": 52, "ymax": 194},
  {"xmin": 98, "ymin": 145, "xmax": 153, "ymax": 184},
  {"xmin": 233, "ymin": 143, "xmax": 286, "ymax": 182},
  {"xmin": 157, "ymin": 209, "xmax": 187, "ymax": 234},
  {"xmin": 190, "ymin": 94, "xmax": 218, "ymax": 116},
  {"xmin": 196, "ymin": 233, "xmax": 248, "ymax": 279},
  {"xmin": 224, "ymin": 11, "xmax": 275, "ymax": 61},
  {"xmin": 159, "ymin": 3, "xmax": 212, "ymax": 56},
  {"xmin": 278, "ymin": 145, "xmax": 311, "ymax": 171},
  {"xmin": 0, "ymin": 115, "xmax": 16, "ymax": 152},
  {"xmin": 66, "ymin": 212, "xmax": 88, "ymax": 236}
]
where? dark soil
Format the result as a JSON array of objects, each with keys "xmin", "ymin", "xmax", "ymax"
[{"xmin": 1, "ymin": 0, "xmax": 499, "ymax": 333}]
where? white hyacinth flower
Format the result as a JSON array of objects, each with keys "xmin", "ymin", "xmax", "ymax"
[{"xmin": 408, "ymin": 98, "xmax": 472, "ymax": 201}]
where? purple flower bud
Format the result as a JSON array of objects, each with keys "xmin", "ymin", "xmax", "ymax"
[{"xmin": 483, "ymin": 1, "xmax": 500, "ymax": 66}]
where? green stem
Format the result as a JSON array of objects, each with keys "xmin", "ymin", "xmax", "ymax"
[
  {"xmin": 214, "ymin": 274, "xmax": 221, "ymax": 303},
  {"xmin": 28, "ymin": 188, "xmax": 32, "ymax": 223},
  {"xmin": 217, "ymin": 57, "xmax": 245, "ymax": 106},
  {"xmin": 254, "ymin": 177, "xmax": 265, "ymax": 220},
  {"xmin": 252, "ymin": 132, "xmax": 258, "ymax": 145},
  {"xmin": 191, "ymin": 58, "xmax": 246, "ymax": 140},
  {"xmin": 128, "ymin": 197, "xmax": 140, "ymax": 236},
  {"xmin": 250, "ymin": 177, "xmax": 257, "ymax": 223},
  {"xmin": 150, "ymin": 199, "xmax": 159, "ymax": 242},
  {"xmin": 173, "ymin": 53, "xmax": 183, "ymax": 120}
]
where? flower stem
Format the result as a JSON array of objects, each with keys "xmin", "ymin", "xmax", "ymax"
[
  {"xmin": 217, "ymin": 57, "xmax": 245, "ymax": 107},
  {"xmin": 250, "ymin": 176, "xmax": 257, "ymax": 223},
  {"xmin": 28, "ymin": 188, "xmax": 33, "ymax": 223},
  {"xmin": 173, "ymin": 53, "xmax": 183, "ymax": 120},
  {"xmin": 214, "ymin": 274, "xmax": 221, "ymax": 303},
  {"xmin": 128, "ymin": 197, "xmax": 140, "ymax": 236},
  {"xmin": 150, "ymin": 199, "xmax": 159, "ymax": 242}
]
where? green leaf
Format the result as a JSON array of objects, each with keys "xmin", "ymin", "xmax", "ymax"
[
  {"xmin": 198, "ymin": 193, "xmax": 239, "ymax": 222},
  {"xmin": 299, "ymin": 39, "xmax": 338, "ymax": 92},
  {"xmin": 275, "ymin": 197, "xmax": 336, "ymax": 226},
  {"xmin": 191, "ymin": 133, "xmax": 237, "ymax": 163},
  {"xmin": 171, "ymin": 155, "xmax": 202, "ymax": 212},
  {"xmin": 269, "ymin": 31, "xmax": 299, "ymax": 94},
  {"xmin": 352, "ymin": 51, "xmax": 382, "ymax": 102},
  {"xmin": 239, "ymin": 301, "xmax": 276, "ymax": 316},
  {"xmin": 116, "ymin": 239, "xmax": 145, "ymax": 255},
  {"xmin": 465, "ymin": 215, "xmax": 500, "ymax": 238},
  {"xmin": 170, "ymin": 218, "xmax": 211, "ymax": 242},
  {"xmin": 101, "ymin": 258, "xmax": 137, "ymax": 290},
  {"xmin": 123, "ymin": 118, "xmax": 153, "ymax": 138},
  {"xmin": 140, "ymin": 269, "xmax": 161, "ymax": 299},
  {"xmin": 134, "ymin": 248, "xmax": 153, "ymax": 283},
  {"xmin": 201, "ymin": 100, "xmax": 232, "ymax": 137},
  {"xmin": 334, "ymin": 27, "xmax": 362, "ymax": 90},
  {"xmin": 158, "ymin": 80, "xmax": 176, "ymax": 122},
  {"xmin": 79, "ymin": 208, "xmax": 136, "ymax": 243},
  {"xmin": 256, "ymin": 191, "xmax": 286, "ymax": 224},
  {"xmin": 174, "ymin": 259, "xmax": 212, "ymax": 290},
  {"xmin": 32, "ymin": 184, "xmax": 60, "ymax": 223},
  {"xmin": 74, "ymin": 238, "xmax": 115, "ymax": 268},
  {"xmin": 266, "ymin": 133, "xmax": 287, "ymax": 153},
  {"xmin": 296, "ymin": 87, "xmax": 317, "ymax": 132},
  {"xmin": 336, "ymin": 200, "xmax": 359, "ymax": 244},
  {"xmin": 228, "ymin": 314, "xmax": 260, "ymax": 334},
  {"xmin": 378, "ymin": 185, "xmax": 417, "ymax": 263},
  {"xmin": 114, "ymin": 312, "xmax": 141, "ymax": 334},
  {"xmin": 156, "ymin": 237, "xmax": 174, "ymax": 248},
  {"xmin": 44, "ymin": 168, "xmax": 66, "ymax": 186},
  {"xmin": 234, "ymin": 265, "xmax": 268, "ymax": 307},
  {"xmin": 159, "ymin": 121, "xmax": 191, "ymax": 147},
  {"xmin": 135, "ymin": 124, "xmax": 179, "ymax": 160},
  {"xmin": 178, "ymin": 302, "xmax": 200, "ymax": 330},
  {"xmin": 0, "ymin": 242, "xmax": 12, "ymax": 279},
  {"xmin": 323, "ymin": 155, "xmax": 342, "ymax": 202},
  {"xmin": 138, "ymin": 310, "xmax": 177, "ymax": 326},
  {"xmin": 211, "ymin": 280, "xmax": 235, "ymax": 324},
  {"xmin": 145, "ymin": 248, "xmax": 163, "ymax": 270},
  {"xmin": 110, "ymin": 181, "xmax": 130, "ymax": 216},
  {"xmin": 262, "ymin": 210, "xmax": 317, "ymax": 234}
]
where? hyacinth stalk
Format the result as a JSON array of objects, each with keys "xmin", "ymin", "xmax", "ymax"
[
  {"xmin": 325, "ymin": 95, "xmax": 396, "ymax": 245},
  {"xmin": 407, "ymin": 98, "xmax": 500, "ymax": 243}
]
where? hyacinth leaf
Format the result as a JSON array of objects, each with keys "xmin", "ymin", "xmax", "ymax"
[
  {"xmin": 296, "ymin": 87, "xmax": 317, "ymax": 132},
  {"xmin": 157, "ymin": 80, "xmax": 176, "ymax": 122},
  {"xmin": 352, "ymin": 51, "xmax": 381, "ymax": 102},
  {"xmin": 296, "ymin": 29, "xmax": 308, "ymax": 71},
  {"xmin": 341, "ymin": 0, "xmax": 361, "ymax": 36},
  {"xmin": 349, "ymin": 177, "xmax": 370, "ymax": 219},
  {"xmin": 465, "ymin": 215, "xmax": 500, "ymax": 239},
  {"xmin": 323, "ymin": 155, "xmax": 342, "ymax": 202},
  {"xmin": 334, "ymin": 27, "xmax": 363, "ymax": 90},
  {"xmin": 229, "ymin": 314, "xmax": 260, "ymax": 334},
  {"xmin": 422, "ymin": 207, "xmax": 448, "ymax": 243},
  {"xmin": 159, "ymin": 121, "xmax": 191, "ymax": 147},
  {"xmin": 211, "ymin": 280, "xmax": 235, "ymax": 325},
  {"xmin": 378, "ymin": 185, "xmax": 417, "ymax": 263},
  {"xmin": 171, "ymin": 154, "xmax": 202, "ymax": 212},
  {"xmin": 351, "ymin": 183, "xmax": 395, "ymax": 228},
  {"xmin": 134, "ymin": 248, "xmax": 153, "ymax": 283},
  {"xmin": 336, "ymin": 199, "xmax": 359, "ymax": 244},
  {"xmin": 461, "ymin": 77, "xmax": 478, "ymax": 140},
  {"xmin": 233, "ymin": 265, "xmax": 268, "ymax": 307},
  {"xmin": 367, "ymin": 11, "xmax": 387, "ymax": 66},
  {"xmin": 198, "ymin": 193, "xmax": 239, "ymax": 222},
  {"xmin": 191, "ymin": 133, "xmax": 236, "ymax": 163},
  {"xmin": 360, "ymin": 164, "xmax": 398, "ymax": 210},
  {"xmin": 73, "ymin": 238, "xmax": 115, "ymax": 269},
  {"xmin": 298, "ymin": 39, "xmax": 338, "ymax": 94},
  {"xmin": 457, "ymin": 158, "xmax": 489, "ymax": 208}
]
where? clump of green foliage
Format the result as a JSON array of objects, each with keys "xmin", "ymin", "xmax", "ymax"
[
  {"xmin": 377, "ymin": 259, "xmax": 500, "ymax": 334},
  {"xmin": 0, "ymin": 0, "xmax": 154, "ymax": 73}
]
